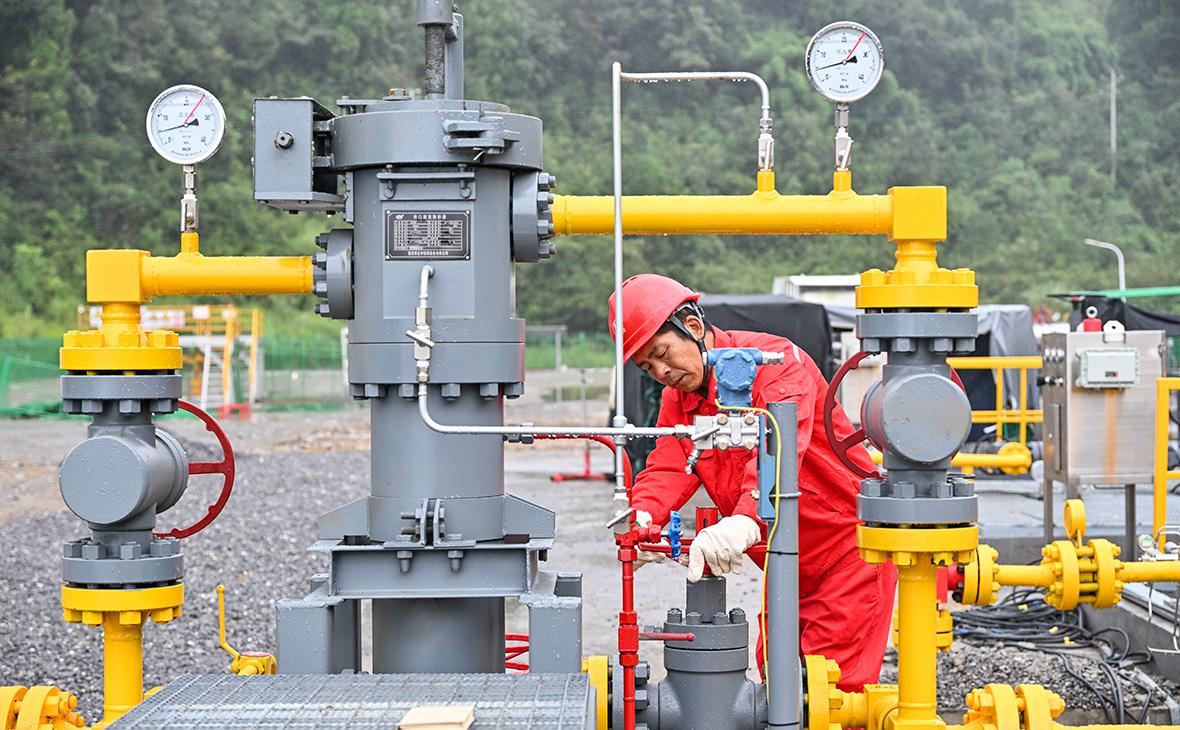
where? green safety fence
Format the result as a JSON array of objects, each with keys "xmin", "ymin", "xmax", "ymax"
[
  {"xmin": 524, "ymin": 331, "xmax": 615, "ymax": 370},
  {"xmin": 256, "ymin": 335, "xmax": 349, "ymax": 406},
  {"xmin": 0, "ymin": 356, "xmax": 65, "ymax": 416}
]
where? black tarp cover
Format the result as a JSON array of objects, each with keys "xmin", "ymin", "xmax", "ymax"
[{"xmin": 1068, "ymin": 296, "xmax": 1180, "ymax": 337}]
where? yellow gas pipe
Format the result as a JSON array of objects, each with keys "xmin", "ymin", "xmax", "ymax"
[
  {"xmin": 101, "ymin": 614, "xmax": 144, "ymax": 723},
  {"xmin": 961, "ymin": 500, "xmax": 1180, "ymax": 610},
  {"xmin": 895, "ymin": 560, "xmax": 942, "ymax": 729}
]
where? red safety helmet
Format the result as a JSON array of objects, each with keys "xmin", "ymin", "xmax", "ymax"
[{"xmin": 607, "ymin": 274, "xmax": 702, "ymax": 361}]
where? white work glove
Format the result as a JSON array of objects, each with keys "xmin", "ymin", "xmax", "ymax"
[
  {"xmin": 633, "ymin": 510, "xmax": 665, "ymax": 568},
  {"xmin": 686, "ymin": 515, "xmax": 762, "ymax": 582}
]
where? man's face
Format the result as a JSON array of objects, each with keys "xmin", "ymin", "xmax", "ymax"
[{"xmin": 632, "ymin": 316, "xmax": 707, "ymax": 392}]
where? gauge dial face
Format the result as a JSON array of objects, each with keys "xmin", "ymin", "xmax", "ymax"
[
  {"xmin": 145, "ymin": 84, "xmax": 226, "ymax": 165},
  {"xmin": 805, "ymin": 22, "xmax": 884, "ymax": 103}
]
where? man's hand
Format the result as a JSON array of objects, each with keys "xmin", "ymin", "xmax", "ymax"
[
  {"xmin": 686, "ymin": 515, "xmax": 761, "ymax": 582},
  {"xmin": 633, "ymin": 510, "xmax": 665, "ymax": 568}
]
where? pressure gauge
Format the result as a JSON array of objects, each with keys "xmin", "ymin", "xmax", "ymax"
[
  {"xmin": 145, "ymin": 84, "xmax": 226, "ymax": 165},
  {"xmin": 805, "ymin": 22, "xmax": 884, "ymax": 104}
]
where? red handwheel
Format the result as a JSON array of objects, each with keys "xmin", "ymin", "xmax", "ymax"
[
  {"xmin": 823, "ymin": 352, "xmax": 881, "ymax": 481},
  {"xmin": 155, "ymin": 400, "xmax": 237, "ymax": 540}
]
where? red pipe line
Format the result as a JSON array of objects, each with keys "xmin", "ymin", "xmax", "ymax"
[
  {"xmin": 534, "ymin": 434, "xmax": 634, "ymax": 496},
  {"xmin": 533, "ymin": 433, "xmax": 642, "ymax": 727},
  {"xmin": 505, "ymin": 661, "xmax": 529, "ymax": 671},
  {"xmin": 638, "ymin": 632, "xmax": 695, "ymax": 642},
  {"xmin": 636, "ymin": 538, "xmax": 694, "ymax": 555},
  {"xmin": 505, "ymin": 633, "xmax": 530, "ymax": 642}
]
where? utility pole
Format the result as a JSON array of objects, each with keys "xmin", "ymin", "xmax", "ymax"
[{"xmin": 1110, "ymin": 67, "xmax": 1117, "ymax": 184}]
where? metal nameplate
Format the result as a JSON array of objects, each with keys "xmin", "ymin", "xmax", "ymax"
[{"xmin": 385, "ymin": 210, "xmax": 470, "ymax": 260}]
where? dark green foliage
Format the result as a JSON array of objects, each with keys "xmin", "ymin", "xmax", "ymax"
[{"xmin": 0, "ymin": 0, "xmax": 1173, "ymax": 336}]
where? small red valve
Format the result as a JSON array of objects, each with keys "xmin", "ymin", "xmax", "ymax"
[{"xmin": 155, "ymin": 400, "xmax": 236, "ymax": 540}]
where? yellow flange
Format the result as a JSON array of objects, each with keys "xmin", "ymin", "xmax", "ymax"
[
  {"xmin": 804, "ymin": 654, "xmax": 841, "ymax": 730},
  {"xmin": 960, "ymin": 545, "xmax": 999, "ymax": 606},
  {"xmin": 60, "ymin": 326, "xmax": 182, "ymax": 372},
  {"xmin": 891, "ymin": 607, "xmax": 953, "ymax": 653},
  {"xmin": 1040, "ymin": 538, "xmax": 1122, "ymax": 611},
  {"xmin": 0, "ymin": 685, "xmax": 86, "ymax": 729},
  {"xmin": 581, "ymin": 656, "xmax": 609, "ymax": 730},
  {"xmin": 856, "ymin": 264, "xmax": 978, "ymax": 310},
  {"xmin": 62, "ymin": 583, "xmax": 184, "ymax": 626},
  {"xmin": 961, "ymin": 684, "xmax": 1064, "ymax": 730},
  {"xmin": 858, "ymin": 525, "xmax": 978, "ymax": 566}
]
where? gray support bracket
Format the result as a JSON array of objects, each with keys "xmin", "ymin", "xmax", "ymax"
[
  {"xmin": 520, "ymin": 571, "xmax": 583, "ymax": 673},
  {"xmin": 276, "ymin": 578, "xmax": 360, "ymax": 674}
]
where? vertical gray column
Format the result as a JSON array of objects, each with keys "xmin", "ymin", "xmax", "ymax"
[
  {"xmin": 766, "ymin": 401, "xmax": 801, "ymax": 730},
  {"xmin": 370, "ymin": 391, "xmax": 504, "ymax": 501},
  {"xmin": 372, "ymin": 597, "xmax": 505, "ymax": 673}
]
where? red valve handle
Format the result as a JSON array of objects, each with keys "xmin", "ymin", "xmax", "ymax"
[
  {"xmin": 823, "ymin": 352, "xmax": 881, "ymax": 481},
  {"xmin": 155, "ymin": 400, "xmax": 236, "ymax": 540},
  {"xmin": 823, "ymin": 353, "xmax": 968, "ymax": 481}
]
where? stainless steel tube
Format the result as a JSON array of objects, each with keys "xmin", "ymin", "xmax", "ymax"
[{"xmin": 416, "ymin": 384, "xmax": 689, "ymax": 439}]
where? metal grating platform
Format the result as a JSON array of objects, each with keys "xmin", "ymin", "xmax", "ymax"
[{"xmin": 110, "ymin": 673, "xmax": 594, "ymax": 729}]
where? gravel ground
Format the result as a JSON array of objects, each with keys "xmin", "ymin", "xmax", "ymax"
[
  {"xmin": 0, "ymin": 447, "xmax": 370, "ymax": 721},
  {"xmin": 1, "ymin": 380, "xmax": 1177, "ymax": 723}
]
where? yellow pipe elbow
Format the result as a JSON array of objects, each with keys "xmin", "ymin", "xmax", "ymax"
[{"xmin": 85, "ymin": 248, "xmax": 314, "ymax": 304}]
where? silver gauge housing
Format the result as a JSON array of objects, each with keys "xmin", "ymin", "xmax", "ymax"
[
  {"xmin": 805, "ymin": 22, "xmax": 884, "ymax": 104},
  {"xmin": 145, "ymin": 84, "xmax": 226, "ymax": 165}
]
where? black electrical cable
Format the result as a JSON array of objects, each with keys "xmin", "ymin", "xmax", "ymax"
[{"xmin": 953, "ymin": 588, "xmax": 1159, "ymax": 724}]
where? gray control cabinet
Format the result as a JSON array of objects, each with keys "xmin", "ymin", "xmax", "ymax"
[
  {"xmin": 1041, "ymin": 328, "xmax": 1165, "ymax": 489},
  {"xmin": 1041, "ymin": 327, "xmax": 1166, "ymax": 548}
]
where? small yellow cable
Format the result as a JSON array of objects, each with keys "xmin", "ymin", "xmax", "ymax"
[{"xmin": 716, "ymin": 402, "xmax": 782, "ymax": 705}]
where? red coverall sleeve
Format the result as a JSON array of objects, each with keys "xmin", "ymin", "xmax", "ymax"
[
  {"xmin": 630, "ymin": 399, "xmax": 700, "ymax": 528},
  {"xmin": 730, "ymin": 370, "xmax": 817, "ymax": 522}
]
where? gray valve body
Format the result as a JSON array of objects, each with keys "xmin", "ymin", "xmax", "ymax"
[{"xmin": 58, "ymin": 374, "xmax": 188, "ymax": 587}]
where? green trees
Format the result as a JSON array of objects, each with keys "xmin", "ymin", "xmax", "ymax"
[{"xmin": 0, "ymin": 0, "xmax": 1173, "ymax": 335}]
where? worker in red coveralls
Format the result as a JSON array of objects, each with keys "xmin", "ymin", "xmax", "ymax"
[{"xmin": 608, "ymin": 273, "xmax": 896, "ymax": 691}]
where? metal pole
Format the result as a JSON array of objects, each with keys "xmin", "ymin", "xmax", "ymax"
[
  {"xmin": 611, "ymin": 61, "xmax": 628, "ymax": 504},
  {"xmin": 1125, "ymin": 483, "xmax": 1137, "ymax": 560},
  {"xmin": 1083, "ymin": 238, "xmax": 1126, "ymax": 296},
  {"xmin": 766, "ymin": 401, "xmax": 801, "ymax": 730},
  {"xmin": 1110, "ymin": 68, "xmax": 1117, "ymax": 185}
]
